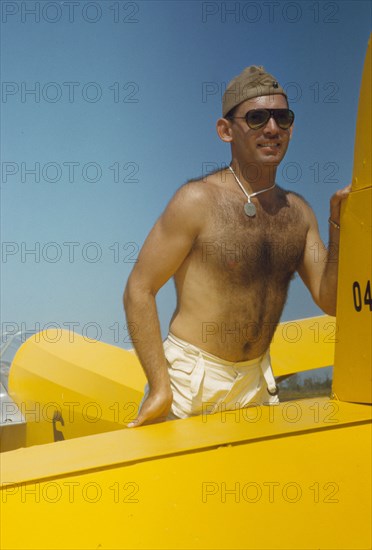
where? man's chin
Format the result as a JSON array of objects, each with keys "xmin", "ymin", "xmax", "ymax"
[
  {"xmin": 259, "ymin": 157, "xmax": 283, "ymax": 167},
  {"xmin": 256, "ymin": 147, "xmax": 287, "ymax": 166}
]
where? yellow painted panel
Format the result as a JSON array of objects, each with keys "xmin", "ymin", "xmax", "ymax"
[
  {"xmin": 332, "ymin": 33, "xmax": 372, "ymax": 403},
  {"xmin": 333, "ymin": 179, "xmax": 372, "ymax": 404},
  {"xmin": 1, "ymin": 416, "xmax": 371, "ymax": 550},
  {"xmin": 270, "ymin": 315, "xmax": 335, "ymax": 376},
  {"xmin": 6, "ymin": 330, "xmax": 146, "ymax": 448},
  {"xmin": 2, "ymin": 397, "xmax": 371, "ymax": 486},
  {"xmin": 352, "ymin": 34, "xmax": 371, "ymax": 191}
]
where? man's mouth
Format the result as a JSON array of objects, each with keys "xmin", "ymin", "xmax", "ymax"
[{"xmin": 257, "ymin": 142, "xmax": 280, "ymax": 148}]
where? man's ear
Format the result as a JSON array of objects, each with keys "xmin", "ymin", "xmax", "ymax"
[
  {"xmin": 216, "ymin": 118, "xmax": 233, "ymax": 143},
  {"xmin": 288, "ymin": 124, "xmax": 294, "ymax": 140}
]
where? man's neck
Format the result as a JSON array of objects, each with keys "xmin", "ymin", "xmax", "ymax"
[{"xmin": 229, "ymin": 159, "xmax": 277, "ymax": 194}]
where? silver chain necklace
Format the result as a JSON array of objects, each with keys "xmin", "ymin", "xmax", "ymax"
[{"xmin": 228, "ymin": 165, "xmax": 276, "ymax": 217}]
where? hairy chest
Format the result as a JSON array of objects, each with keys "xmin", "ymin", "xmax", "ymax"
[{"xmin": 194, "ymin": 194, "xmax": 308, "ymax": 286}]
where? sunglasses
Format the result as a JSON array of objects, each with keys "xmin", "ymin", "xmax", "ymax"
[{"xmin": 227, "ymin": 108, "xmax": 295, "ymax": 130}]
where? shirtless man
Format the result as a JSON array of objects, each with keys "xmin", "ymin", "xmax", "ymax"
[{"xmin": 124, "ymin": 66, "xmax": 350, "ymax": 427}]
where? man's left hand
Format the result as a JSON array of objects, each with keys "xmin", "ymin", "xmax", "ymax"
[{"xmin": 330, "ymin": 183, "xmax": 352, "ymax": 225}]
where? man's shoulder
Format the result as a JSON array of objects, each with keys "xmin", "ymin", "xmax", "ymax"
[
  {"xmin": 282, "ymin": 188, "xmax": 313, "ymax": 212},
  {"xmin": 186, "ymin": 168, "xmax": 225, "ymax": 188},
  {"xmin": 281, "ymin": 188, "xmax": 318, "ymax": 230},
  {"xmin": 170, "ymin": 172, "xmax": 221, "ymax": 208},
  {"xmin": 159, "ymin": 179, "xmax": 212, "ymax": 234}
]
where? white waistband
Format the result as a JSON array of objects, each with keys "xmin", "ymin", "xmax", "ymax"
[
  {"xmin": 166, "ymin": 332, "xmax": 278, "ymax": 396},
  {"xmin": 167, "ymin": 332, "xmax": 265, "ymax": 367}
]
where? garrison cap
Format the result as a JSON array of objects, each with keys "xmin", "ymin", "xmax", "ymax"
[{"xmin": 222, "ymin": 65, "xmax": 287, "ymax": 117}]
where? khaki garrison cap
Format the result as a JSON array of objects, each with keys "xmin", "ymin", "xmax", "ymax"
[{"xmin": 222, "ymin": 65, "xmax": 287, "ymax": 117}]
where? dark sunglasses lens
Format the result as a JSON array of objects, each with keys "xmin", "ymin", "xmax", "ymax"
[
  {"xmin": 275, "ymin": 109, "xmax": 294, "ymax": 129},
  {"xmin": 246, "ymin": 110, "xmax": 269, "ymax": 129},
  {"xmin": 246, "ymin": 109, "xmax": 294, "ymax": 129}
]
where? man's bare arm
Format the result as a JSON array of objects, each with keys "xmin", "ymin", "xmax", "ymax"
[
  {"xmin": 298, "ymin": 184, "xmax": 351, "ymax": 316},
  {"xmin": 123, "ymin": 183, "xmax": 205, "ymax": 427}
]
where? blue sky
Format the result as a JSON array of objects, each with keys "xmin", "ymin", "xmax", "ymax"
[{"xmin": 1, "ymin": 0, "xmax": 371, "ymax": 348}]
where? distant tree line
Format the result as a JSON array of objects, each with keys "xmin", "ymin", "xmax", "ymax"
[{"xmin": 278, "ymin": 373, "xmax": 332, "ymax": 400}]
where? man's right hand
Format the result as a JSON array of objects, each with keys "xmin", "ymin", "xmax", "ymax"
[{"xmin": 127, "ymin": 388, "xmax": 173, "ymax": 428}]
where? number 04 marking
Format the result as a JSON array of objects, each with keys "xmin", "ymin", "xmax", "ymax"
[{"xmin": 352, "ymin": 280, "xmax": 372, "ymax": 312}]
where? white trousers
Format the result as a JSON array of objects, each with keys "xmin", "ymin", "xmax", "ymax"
[{"xmin": 140, "ymin": 332, "xmax": 279, "ymax": 420}]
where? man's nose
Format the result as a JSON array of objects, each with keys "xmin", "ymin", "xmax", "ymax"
[{"xmin": 263, "ymin": 115, "xmax": 280, "ymax": 133}]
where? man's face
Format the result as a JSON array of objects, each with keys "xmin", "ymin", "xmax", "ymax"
[{"xmin": 228, "ymin": 94, "xmax": 293, "ymax": 167}]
